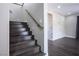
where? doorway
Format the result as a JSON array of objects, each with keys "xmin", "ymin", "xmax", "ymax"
[{"xmin": 48, "ymin": 13, "xmax": 53, "ymax": 40}]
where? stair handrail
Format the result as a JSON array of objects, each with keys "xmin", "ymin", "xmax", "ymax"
[
  {"xmin": 25, "ymin": 9, "xmax": 43, "ymax": 29},
  {"xmin": 12, "ymin": 3, "xmax": 44, "ymax": 29},
  {"xmin": 13, "ymin": 3, "xmax": 24, "ymax": 6}
]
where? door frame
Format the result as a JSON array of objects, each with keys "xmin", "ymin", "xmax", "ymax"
[{"xmin": 48, "ymin": 12, "xmax": 53, "ymax": 40}]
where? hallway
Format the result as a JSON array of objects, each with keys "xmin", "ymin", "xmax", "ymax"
[{"xmin": 48, "ymin": 37, "xmax": 79, "ymax": 56}]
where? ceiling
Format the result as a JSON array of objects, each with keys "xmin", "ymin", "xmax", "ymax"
[{"xmin": 48, "ymin": 3, "xmax": 79, "ymax": 16}]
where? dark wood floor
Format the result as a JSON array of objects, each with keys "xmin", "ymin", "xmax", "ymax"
[{"xmin": 48, "ymin": 37, "xmax": 79, "ymax": 56}]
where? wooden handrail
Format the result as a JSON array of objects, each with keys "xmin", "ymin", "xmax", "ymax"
[
  {"xmin": 25, "ymin": 9, "xmax": 43, "ymax": 29},
  {"xmin": 13, "ymin": 3, "xmax": 23, "ymax": 6},
  {"xmin": 12, "ymin": 3, "xmax": 43, "ymax": 29}
]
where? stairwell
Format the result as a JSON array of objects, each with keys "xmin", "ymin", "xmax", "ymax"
[{"xmin": 10, "ymin": 21, "xmax": 44, "ymax": 56}]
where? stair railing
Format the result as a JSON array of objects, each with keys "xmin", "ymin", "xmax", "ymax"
[
  {"xmin": 12, "ymin": 3, "xmax": 43, "ymax": 29},
  {"xmin": 25, "ymin": 9, "xmax": 43, "ymax": 29}
]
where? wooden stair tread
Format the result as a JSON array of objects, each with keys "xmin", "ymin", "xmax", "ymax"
[
  {"xmin": 10, "ymin": 40, "xmax": 35, "ymax": 47},
  {"xmin": 10, "ymin": 31, "xmax": 29, "ymax": 36},
  {"xmin": 10, "ymin": 46, "xmax": 40, "ymax": 56},
  {"xmin": 10, "ymin": 28, "xmax": 26, "ymax": 32},
  {"xmin": 10, "ymin": 21, "xmax": 44, "ymax": 56},
  {"xmin": 10, "ymin": 40, "xmax": 35, "ymax": 52},
  {"xmin": 18, "ymin": 52, "xmax": 45, "ymax": 56},
  {"xmin": 10, "ymin": 35, "xmax": 32, "ymax": 42}
]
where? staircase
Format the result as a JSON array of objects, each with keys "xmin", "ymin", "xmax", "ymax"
[{"xmin": 10, "ymin": 21, "xmax": 44, "ymax": 56}]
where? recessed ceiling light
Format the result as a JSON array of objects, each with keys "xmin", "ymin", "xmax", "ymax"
[{"xmin": 57, "ymin": 5, "xmax": 61, "ymax": 9}]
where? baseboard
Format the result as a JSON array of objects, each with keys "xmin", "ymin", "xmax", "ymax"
[
  {"xmin": 53, "ymin": 36, "xmax": 76, "ymax": 41},
  {"xmin": 65, "ymin": 35, "xmax": 76, "ymax": 39},
  {"xmin": 53, "ymin": 37, "xmax": 65, "ymax": 41}
]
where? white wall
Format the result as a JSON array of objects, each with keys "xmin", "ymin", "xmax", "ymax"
[
  {"xmin": 52, "ymin": 12, "xmax": 65, "ymax": 40},
  {"xmin": 9, "ymin": 4, "xmax": 25, "ymax": 21},
  {"xmin": 0, "ymin": 4, "xmax": 9, "ymax": 56},
  {"xmin": 48, "ymin": 10, "xmax": 79, "ymax": 40},
  {"xmin": 23, "ymin": 3, "xmax": 44, "ymax": 26},
  {"xmin": 65, "ymin": 14, "xmax": 79, "ymax": 38}
]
